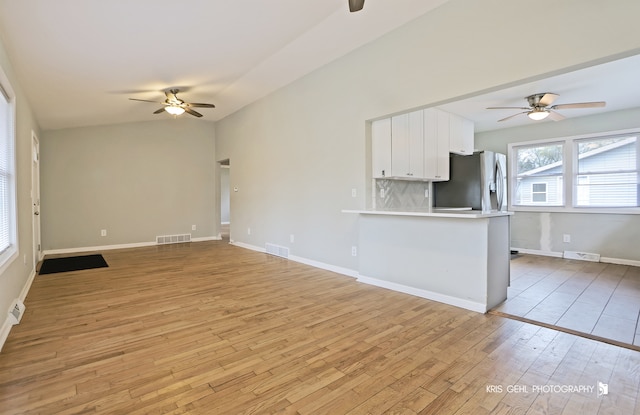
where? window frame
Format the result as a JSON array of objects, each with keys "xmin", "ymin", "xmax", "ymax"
[
  {"xmin": 508, "ymin": 128, "xmax": 640, "ymax": 214},
  {"xmin": 0, "ymin": 64, "xmax": 18, "ymax": 273}
]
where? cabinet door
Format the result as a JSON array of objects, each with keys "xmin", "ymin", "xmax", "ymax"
[
  {"xmin": 408, "ymin": 110, "xmax": 424, "ymax": 178},
  {"xmin": 449, "ymin": 114, "xmax": 474, "ymax": 155},
  {"xmin": 391, "ymin": 111, "xmax": 424, "ymax": 178},
  {"xmin": 371, "ymin": 118, "xmax": 391, "ymax": 178},
  {"xmin": 391, "ymin": 114, "xmax": 410, "ymax": 177},
  {"xmin": 423, "ymin": 109, "xmax": 450, "ymax": 181}
]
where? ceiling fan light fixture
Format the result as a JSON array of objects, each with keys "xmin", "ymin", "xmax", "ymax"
[
  {"xmin": 165, "ymin": 105, "xmax": 185, "ymax": 116},
  {"xmin": 528, "ymin": 110, "xmax": 550, "ymax": 121}
]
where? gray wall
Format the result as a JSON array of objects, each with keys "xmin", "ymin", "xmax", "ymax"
[
  {"xmin": 41, "ymin": 119, "xmax": 217, "ymax": 250},
  {"xmin": 0, "ymin": 32, "xmax": 41, "ymax": 340},
  {"xmin": 476, "ymin": 107, "xmax": 640, "ymax": 261},
  {"xmin": 215, "ymin": 0, "xmax": 640, "ymax": 270}
]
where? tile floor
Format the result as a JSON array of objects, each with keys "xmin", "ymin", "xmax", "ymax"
[{"xmin": 492, "ymin": 254, "xmax": 640, "ymax": 348}]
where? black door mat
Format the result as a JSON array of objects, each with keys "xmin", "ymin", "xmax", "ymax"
[{"xmin": 39, "ymin": 254, "xmax": 108, "ymax": 275}]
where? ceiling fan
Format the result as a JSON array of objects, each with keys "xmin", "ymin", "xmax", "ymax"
[
  {"xmin": 487, "ymin": 93, "xmax": 605, "ymax": 122},
  {"xmin": 129, "ymin": 89, "xmax": 215, "ymax": 118},
  {"xmin": 349, "ymin": 0, "xmax": 365, "ymax": 12}
]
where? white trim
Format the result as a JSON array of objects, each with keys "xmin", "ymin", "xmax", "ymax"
[
  {"xmin": 230, "ymin": 241, "xmax": 358, "ymax": 278},
  {"xmin": 357, "ymin": 274, "xmax": 487, "ymax": 313},
  {"xmin": 512, "ymin": 248, "xmax": 640, "ymax": 267},
  {"xmin": 42, "ymin": 236, "xmax": 221, "ymax": 256},
  {"xmin": 599, "ymin": 257, "xmax": 640, "ymax": 267},
  {"xmin": 511, "ymin": 247, "xmax": 564, "ymax": 258},
  {"xmin": 0, "ymin": 268, "xmax": 36, "ymax": 352}
]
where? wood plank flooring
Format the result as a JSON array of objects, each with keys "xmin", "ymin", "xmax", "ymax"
[
  {"xmin": 493, "ymin": 254, "xmax": 640, "ymax": 350},
  {"xmin": 1, "ymin": 241, "xmax": 639, "ymax": 414}
]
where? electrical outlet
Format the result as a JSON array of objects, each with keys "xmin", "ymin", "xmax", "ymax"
[
  {"xmin": 192, "ymin": 224, "xmax": 196, "ymax": 231},
  {"xmin": 247, "ymin": 227, "xmax": 251, "ymax": 235},
  {"xmin": 351, "ymin": 246, "xmax": 357, "ymax": 256},
  {"xmin": 563, "ymin": 234, "xmax": 571, "ymax": 243},
  {"xmin": 351, "ymin": 188, "xmax": 357, "ymax": 197},
  {"xmin": 380, "ymin": 188, "xmax": 385, "ymax": 198},
  {"xmin": 424, "ymin": 188, "xmax": 429, "ymax": 198},
  {"xmin": 290, "ymin": 234, "xmax": 295, "ymax": 243},
  {"xmin": 101, "ymin": 229, "xmax": 107, "ymax": 237}
]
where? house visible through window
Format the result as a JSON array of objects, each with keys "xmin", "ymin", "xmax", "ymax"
[
  {"xmin": 513, "ymin": 142, "xmax": 564, "ymax": 206},
  {"xmin": 0, "ymin": 65, "xmax": 17, "ymax": 271},
  {"xmin": 509, "ymin": 130, "xmax": 639, "ymax": 212},
  {"xmin": 575, "ymin": 136, "xmax": 638, "ymax": 207}
]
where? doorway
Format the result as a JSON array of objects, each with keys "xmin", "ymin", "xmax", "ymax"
[
  {"xmin": 219, "ymin": 159, "xmax": 230, "ymax": 241},
  {"xmin": 31, "ymin": 131, "xmax": 42, "ymax": 266}
]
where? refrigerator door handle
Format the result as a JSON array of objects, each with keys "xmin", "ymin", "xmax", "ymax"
[{"xmin": 496, "ymin": 160, "xmax": 505, "ymax": 210}]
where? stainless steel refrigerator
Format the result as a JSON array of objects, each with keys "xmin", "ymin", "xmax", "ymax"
[{"xmin": 433, "ymin": 151, "xmax": 507, "ymax": 212}]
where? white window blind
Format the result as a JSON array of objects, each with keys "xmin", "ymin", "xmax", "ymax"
[{"xmin": 0, "ymin": 72, "xmax": 17, "ymax": 269}]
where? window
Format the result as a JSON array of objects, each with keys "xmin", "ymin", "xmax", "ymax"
[
  {"xmin": 509, "ymin": 130, "xmax": 640, "ymax": 213},
  {"xmin": 513, "ymin": 142, "xmax": 564, "ymax": 206},
  {"xmin": 0, "ymin": 66, "xmax": 17, "ymax": 270},
  {"xmin": 575, "ymin": 136, "xmax": 638, "ymax": 207},
  {"xmin": 531, "ymin": 183, "xmax": 547, "ymax": 202}
]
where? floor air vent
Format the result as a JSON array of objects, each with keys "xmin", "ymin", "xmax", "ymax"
[
  {"xmin": 156, "ymin": 233, "xmax": 192, "ymax": 245},
  {"xmin": 265, "ymin": 243, "xmax": 289, "ymax": 258}
]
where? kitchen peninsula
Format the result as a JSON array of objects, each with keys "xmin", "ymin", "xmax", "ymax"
[{"xmin": 344, "ymin": 209, "xmax": 513, "ymax": 313}]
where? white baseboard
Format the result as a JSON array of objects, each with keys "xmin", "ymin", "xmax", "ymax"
[
  {"xmin": 511, "ymin": 247, "xmax": 640, "ymax": 267},
  {"xmin": 42, "ymin": 236, "xmax": 221, "ymax": 256},
  {"xmin": 600, "ymin": 257, "xmax": 640, "ymax": 267},
  {"xmin": 511, "ymin": 247, "xmax": 563, "ymax": 258},
  {"xmin": 0, "ymin": 268, "xmax": 36, "ymax": 353},
  {"xmin": 230, "ymin": 241, "xmax": 358, "ymax": 279},
  {"xmin": 356, "ymin": 275, "xmax": 487, "ymax": 313}
]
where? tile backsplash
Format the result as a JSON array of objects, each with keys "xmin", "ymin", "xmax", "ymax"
[{"xmin": 374, "ymin": 179, "xmax": 431, "ymax": 211}]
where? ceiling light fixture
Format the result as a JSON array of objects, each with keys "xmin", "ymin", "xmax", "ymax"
[
  {"xmin": 165, "ymin": 105, "xmax": 185, "ymax": 116},
  {"xmin": 527, "ymin": 109, "xmax": 550, "ymax": 121}
]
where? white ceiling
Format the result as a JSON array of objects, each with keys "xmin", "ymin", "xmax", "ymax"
[
  {"xmin": 437, "ymin": 53, "xmax": 640, "ymax": 133},
  {"xmin": 0, "ymin": 0, "xmax": 449, "ymax": 130},
  {"xmin": 1, "ymin": 1, "xmax": 639, "ymax": 132}
]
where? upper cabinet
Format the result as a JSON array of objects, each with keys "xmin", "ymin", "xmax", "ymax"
[
  {"xmin": 423, "ymin": 108, "xmax": 449, "ymax": 181},
  {"xmin": 449, "ymin": 113, "xmax": 474, "ymax": 155},
  {"xmin": 371, "ymin": 108, "xmax": 474, "ymax": 181},
  {"xmin": 391, "ymin": 111, "xmax": 424, "ymax": 178},
  {"xmin": 371, "ymin": 118, "xmax": 392, "ymax": 179}
]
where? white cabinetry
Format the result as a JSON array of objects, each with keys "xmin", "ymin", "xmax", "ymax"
[
  {"xmin": 391, "ymin": 111, "xmax": 424, "ymax": 178},
  {"xmin": 371, "ymin": 108, "xmax": 474, "ymax": 180},
  {"xmin": 371, "ymin": 118, "xmax": 391, "ymax": 178},
  {"xmin": 423, "ymin": 109, "xmax": 449, "ymax": 181},
  {"xmin": 449, "ymin": 113, "xmax": 474, "ymax": 155}
]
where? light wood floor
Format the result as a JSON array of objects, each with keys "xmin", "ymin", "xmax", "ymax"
[
  {"xmin": 1, "ymin": 241, "xmax": 639, "ymax": 414},
  {"xmin": 493, "ymin": 254, "xmax": 640, "ymax": 350}
]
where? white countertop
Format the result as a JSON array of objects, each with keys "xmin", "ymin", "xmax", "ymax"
[{"xmin": 342, "ymin": 208, "xmax": 513, "ymax": 219}]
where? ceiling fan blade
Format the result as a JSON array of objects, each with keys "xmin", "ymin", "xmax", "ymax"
[
  {"xmin": 349, "ymin": 0, "xmax": 365, "ymax": 12},
  {"xmin": 129, "ymin": 98, "xmax": 164, "ymax": 104},
  {"xmin": 498, "ymin": 112, "xmax": 528, "ymax": 122},
  {"xmin": 184, "ymin": 107, "xmax": 203, "ymax": 118},
  {"xmin": 487, "ymin": 106, "xmax": 531, "ymax": 110},
  {"xmin": 538, "ymin": 93, "xmax": 559, "ymax": 107},
  {"xmin": 187, "ymin": 103, "xmax": 216, "ymax": 108},
  {"xmin": 153, "ymin": 108, "xmax": 166, "ymax": 114},
  {"xmin": 548, "ymin": 110, "xmax": 566, "ymax": 121},
  {"xmin": 550, "ymin": 101, "xmax": 606, "ymax": 110}
]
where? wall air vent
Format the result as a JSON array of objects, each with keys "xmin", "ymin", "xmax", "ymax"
[
  {"xmin": 8, "ymin": 299, "xmax": 25, "ymax": 325},
  {"xmin": 156, "ymin": 233, "xmax": 192, "ymax": 245},
  {"xmin": 265, "ymin": 243, "xmax": 290, "ymax": 259},
  {"xmin": 563, "ymin": 251, "xmax": 601, "ymax": 262}
]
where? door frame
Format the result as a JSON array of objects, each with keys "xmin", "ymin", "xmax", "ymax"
[{"xmin": 31, "ymin": 130, "xmax": 42, "ymax": 266}]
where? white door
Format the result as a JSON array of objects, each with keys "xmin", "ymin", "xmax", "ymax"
[{"xmin": 31, "ymin": 132, "xmax": 42, "ymax": 265}]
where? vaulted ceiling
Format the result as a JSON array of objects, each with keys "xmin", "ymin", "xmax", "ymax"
[{"xmin": 0, "ymin": 0, "xmax": 449, "ymax": 130}]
